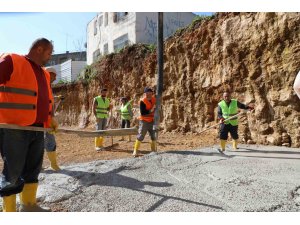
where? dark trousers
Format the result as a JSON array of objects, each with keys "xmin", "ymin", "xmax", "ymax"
[
  {"xmin": 121, "ymin": 119, "xmax": 131, "ymax": 128},
  {"xmin": 0, "ymin": 128, "xmax": 44, "ymax": 197},
  {"xmin": 219, "ymin": 124, "xmax": 238, "ymax": 140}
]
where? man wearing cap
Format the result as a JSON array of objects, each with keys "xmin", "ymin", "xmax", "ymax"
[
  {"xmin": 44, "ymin": 67, "xmax": 62, "ymax": 171},
  {"xmin": 93, "ymin": 88, "xmax": 112, "ymax": 151},
  {"xmin": 133, "ymin": 87, "xmax": 157, "ymax": 157}
]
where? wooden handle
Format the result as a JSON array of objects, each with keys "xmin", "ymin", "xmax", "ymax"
[
  {"xmin": 0, "ymin": 123, "xmax": 138, "ymax": 137},
  {"xmin": 198, "ymin": 111, "xmax": 246, "ymax": 135}
]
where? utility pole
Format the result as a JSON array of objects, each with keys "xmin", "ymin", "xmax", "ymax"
[{"xmin": 154, "ymin": 12, "xmax": 163, "ymax": 149}]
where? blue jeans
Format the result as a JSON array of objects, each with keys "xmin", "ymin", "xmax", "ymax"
[
  {"xmin": 0, "ymin": 128, "xmax": 44, "ymax": 197},
  {"xmin": 96, "ymin": 118, "xmax": 107, "ymax": 130},
  {"xmin": 44, "ymin": 132, "xmax": 56, "ymax": 152}
]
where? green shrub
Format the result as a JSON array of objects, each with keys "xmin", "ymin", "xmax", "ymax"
[
  {"xmin": 145, "ymin": 44, "xmax": 156, "ymax": 52},
  {"xmin": 189, "ymin": 14, "xmax": 215, "ymax": 29}
]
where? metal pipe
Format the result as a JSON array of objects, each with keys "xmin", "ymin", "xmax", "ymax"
[{"xmin": 154, "ymin": 12, "xmax": 164, "ymax": 150}]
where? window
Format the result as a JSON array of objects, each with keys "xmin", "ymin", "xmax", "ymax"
[
  {"xmin": 113, "ymin": 12, "xmax": 128, "ymax": 23},
  {"xmin": 113, "ymin": 34, "xmax": 129, "ymax": 52},
  {"xmin": 104, "ymin": 13, "xmax": 108, "ymax": 26},
  {"xmin": 94, "ymin": 20, "xmax": 97, "ymax": 35},
  {"xmin": 93, "ymin": 49, "xmax": 101, "ymax": 62},
  {"xmin": 98, "ymin": 15, "xmax": 103, "ymax": 27},
  {"xmin": 103, "ymin": 43, "xmax": 109, "ymax": 55}
]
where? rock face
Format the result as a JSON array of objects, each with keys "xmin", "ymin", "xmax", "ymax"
[{"xmin": 54, "ymin": 13, "xmax": 300, "ymax": 147}]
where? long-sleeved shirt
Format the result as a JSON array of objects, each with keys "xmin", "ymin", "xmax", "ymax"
[
  {"xmin": 0, "ymin": 54, "xmax": 49, "ymax": 124},
  {"xmin": 218, "ymin": 100, "xmax": 249, "ymax": 119},
  {"xmin": 293, "ymin": 71, "xmax": 300, "ymax": 100}
]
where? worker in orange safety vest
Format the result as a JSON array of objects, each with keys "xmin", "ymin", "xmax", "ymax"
[
  {"xmin": 0, "ymin": 38, "xmax": 57, "ymax": 212},
  {"xmin": 133, "ymin": 87, "xmax": 157, "ymax": 157}
]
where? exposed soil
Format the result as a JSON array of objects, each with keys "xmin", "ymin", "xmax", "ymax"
[
  {"xmin": 54, "ymin": 12, "xmax": 300, "ymax": 147},
  {"xmin": 42, "ymin": 129, "xmax": 218, "ymax": 168}
]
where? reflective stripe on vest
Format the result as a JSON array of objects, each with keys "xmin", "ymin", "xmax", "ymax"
[
  {"xmin": 95, "ymin": 96, "xmax": 110, "ymax": 119},
  {"xmin": 0, "ymin": 54, "xmax": 53, "ymax": 127},
  {"xmin": 0, "ymin": 103, "xmax": 35, "ymax": 110},
  {"xmin": 218, "ymin": 99, "xmax": 238, "ymax": 126},
  {"xmin": 0, "ymin": 86, "xmax": 37, "ymax": 96},
  {"xmin": 120, "ymin": 101, "xmax": 132, "ymax": 120},
  {"xmin": 139, "ymin": 97, "xmax": 156, "ymax": 122}
]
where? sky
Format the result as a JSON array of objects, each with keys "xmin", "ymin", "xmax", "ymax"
[
  {"xmin": 0, "ymin": 12, "xmax": 213, "ymax": 55},
  {"xmin": 0, "ymin": 1, "xmax": 297, "ymax": 55},
  {"xmin": 0, "ymin": 12, "xmax": 97, "ymax": 54}
]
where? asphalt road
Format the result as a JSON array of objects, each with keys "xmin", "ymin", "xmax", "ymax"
[{"xmin": 1, "ymin": 144, "xmax": 300, "ymax": 212}]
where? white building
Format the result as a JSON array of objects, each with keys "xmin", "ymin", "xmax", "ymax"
[
  {"xmin": 60, "ymin": 59, "xmax": 86, "ymax": 83},
  {"xmin": 47, "ymin": 60, "xmax": 86, "ymax": 84},
  {"xmin": 87, "ymin": 12, "xmax": 196, "ymax": 65}
]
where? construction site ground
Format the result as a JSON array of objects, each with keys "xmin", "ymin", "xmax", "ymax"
[
  {"xmin": 0, "ymin": 129, "xmax": 218, "ymax": 176},
  {"xmin": 42, "ymin": 129, "xmax": 219, "ymax": 167},
  {"xmin": 2, "ymin": 129, "xmax": 300, "ymax": 214}
]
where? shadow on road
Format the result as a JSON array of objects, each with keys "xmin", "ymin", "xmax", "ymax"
[{"xmin": 44, "ymin": 166, "xmax": 224, "ymax": 211}]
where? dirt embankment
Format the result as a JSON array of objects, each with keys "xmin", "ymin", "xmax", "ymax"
[{"xmin": 53, "ymin": 13, "xmax": 300, "ymax": 147}]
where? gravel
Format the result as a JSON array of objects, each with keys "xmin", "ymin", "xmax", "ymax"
[{"xmin": 1, "ymin": 144, "xmax": 300, "ymax": 212}]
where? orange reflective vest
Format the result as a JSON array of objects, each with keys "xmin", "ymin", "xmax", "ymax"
[
  {"xmin": 0, "ymin": 54, "xmax": 53, "ymax": 127},
  {"xmin": 139, "ymin": 97, "xmax": 156, "ymax": 122}
]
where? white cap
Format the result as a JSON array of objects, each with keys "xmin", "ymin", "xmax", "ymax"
[{"xmin": 46, "ymin": 67, "xmax": 57, "ymax": 74}]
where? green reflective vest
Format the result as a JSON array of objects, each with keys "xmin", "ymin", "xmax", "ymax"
[
  {"xmin": 120, "ymin": 101, "xmax": 132, "ymax": 120},
  {"xmin": 95, "ymin": 96, "xmax": 110, "ymax": 119},
  {"xmin": 218, "ymin": 99, "xmax": 238, "ymax": 126}
]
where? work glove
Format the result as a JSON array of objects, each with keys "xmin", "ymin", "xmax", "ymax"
[
  {"xmin": 49, "ymin": 118, "xmax": 59, "ymax": 134},
  {"xmin": 219, "ymin": 117, "xmax": 225, "ymax": 124}
]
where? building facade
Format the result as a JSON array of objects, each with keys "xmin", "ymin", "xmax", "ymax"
[
  {"xmin": 47, "ymin": 51, "xmax": 86, "ymax": 66},
  {"xmin": 87, "ymin": 12, "xmax": 196, "ymax": 65}
]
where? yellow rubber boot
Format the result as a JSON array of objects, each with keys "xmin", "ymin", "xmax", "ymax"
[
  {"xmin": 220, "ymin": 140, "xmax": 227, "ymax": 152},
  {"xmin": 95, "ymin": 137, "xmax": 104, "ymax": 151},
  {"xmin": 19, "ymin": 183, "xmax": 50, "ymax": 212},
  {"xmin": 47, "ymin": 151, "xmax": 61, "ymax": 171},
  {"xmin": 94, "ymin": 137, "xmax": 100, "ymax": 147},
  {"xmin": 151, "ymin": 141, "xmax": 157, "ymax": 152},
  {"xmin": 2, "ymin": 194, "xmax": 16, "ymax": 212},
  {"xmin": 232, "ymin": 139, "xmax": 238, "ymax": 150},
  {"xmin": 133, "ymin": 140, "xmax": 141, "ymax": 157}
]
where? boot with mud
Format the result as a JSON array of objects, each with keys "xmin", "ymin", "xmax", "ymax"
[
  {"xmin": 133, "ymin": 140, "xmax": 141, "ymax": 157},
  {"xmin": 19, "ymin": 183, "xmax": 50, "ymax": 212}
]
